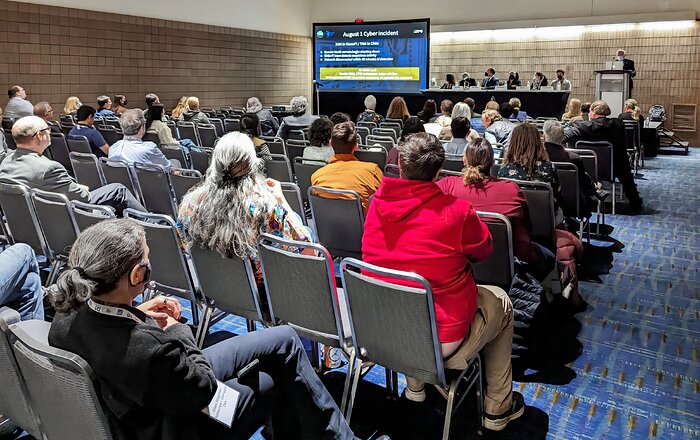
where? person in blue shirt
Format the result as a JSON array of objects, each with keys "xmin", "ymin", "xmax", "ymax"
[
  {"xmin": 0, "ymin": 244, "xmax": 44, "ymax": 321},
  {"xmin": 95, "ymin": 95, "xmax": 116, "ymax": 118},
  {"xmin": 109, "ymin": 109, "xmax": 177, "ymax": 169},
  {"xmin": 69, "ymin": 105, "xmax": 110, "ymax": 157}
]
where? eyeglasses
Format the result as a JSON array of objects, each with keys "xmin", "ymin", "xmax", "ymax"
[{"xmin": 32, "ymin": 127, "xmax": 51, "ymax": 137}]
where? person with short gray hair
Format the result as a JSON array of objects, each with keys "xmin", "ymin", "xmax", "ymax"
[
  {"xmin": 356, "ymin": 94, "xmax": 384, "ymax": 124},
  {"xmin": 108, "ymin": 109, "xmax": 176, "ymax": 169},
  {"xmin": 246, "ymin": 96, "xmax": 279, "ymax": 137},
  {"xmin": 276, "ymin": 96, "xmax": 319, "ymax": 140}
]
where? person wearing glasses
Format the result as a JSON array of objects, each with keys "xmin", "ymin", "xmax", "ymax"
[
  {"xmin": 33, "ymin": 101, "xmax": 61, "ymax": 134},
  {"xmin": 0, "ymin": 116, "xmax": 145, "ymax": 216}
]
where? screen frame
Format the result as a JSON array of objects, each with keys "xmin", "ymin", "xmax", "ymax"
[{"xmin": 312, "ymin": 18, "xmax": 431, "ymax": 95}]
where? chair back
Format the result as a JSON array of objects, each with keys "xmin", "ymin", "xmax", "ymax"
[
  {"xmin": 0, "ymin": 307, "xmax": 42, "ymax": 439},
  {"xmin": 166, "ymin": 120, "xmax": 178, "ymax": 139},
  {"xmin": 159, "ymin": 144, "xmax": 188, "ymax": 167},
  {"xmin": 176, "ymin": 121, "xmax": 200, "ymax": 146},
  {"xmin": 98, "ymin": 158, "xmax": 137, "ymax": 195},
  {"xmin": 366, "ymin": 135, "xmax": 394, "ymax": 151},
  {"xmin": 190, "ymin": 147, "xmax": 213, "ymax": 174},
  {"xmin": 0, "ymin": 182, "xmax": 46, "ymax": 256},
  {"xmin": 60, "ymin": 122, "xmax": 74, "ymax": 136},
  {"xmin": 29, "ymin": 189, "xmax": 78, "ymax": 260},
  {"xmin": 132, "ymin": 162, "xmax": 177, "ymax": 216},
  {"xmin": 197, "ymin": 124, "xmax": 218, "ymax": 148},
  {"xmin": 9, "ymin": 320, "xmax": 113, "ymax": 440},
  {"xmin": 288, "ymin": 129, "xmax": 307, "ymax": 141},
  {"xmin": 1, "ymin": 117, "xmax": 15, "ymax": 130},
  {"xmin": 66, "ymin": 135, "xmax": 93, "ymax": 154},
  {"xmin": 4, "ymin": 129, "xmax": 16, "ymax": 149},
  {"xmin": 285, "ymin": 139, "xmax": 309, "ymax": 164},
  {"xmin": 281, "ymin": 182, "xmax": 306, "ymax": 225},
  {"xmin": 340, "ymin": 258, "xmax": 446, "ymax": 387},
  {"xmin": 575, "ymin": 141, "xmax": 612, "ymax": 183},
  {"xmin": 473, "ymin": 212, "xmax": 514, "ymax": 287},
  {"xmin": 209, "ymin": 118, "xmax": 225, "ymax": 137},
  {"xmin": 354, "ymin": 146, "xmax": 387, "ymax": 171},
  {"xmin": 379, "ymin": 121, "xmax": 402, "ymax": 139},
  {"xmin": 49, "ymin": 132, "xmax": 73, "ymax": 171},
  {"xmin": 223, "ymin": 118, "xmax": 241, "ymax": 133},
  {"xmin": 169, "ymin": 168, "xmax": 203, "ymax": 204},
  {"xmin": 293, "ymin": 158, "xmax": 325, "ymax": 202},
  {"xmin": 623, "ymin": 120, "xmax": 640, "ymax": 151},
  {"xmin": 189, "ymin": 245, "xmax": 262, "ymax": 323},
  {"xmin": 384, "ymin": 163, "xmax": 400, "ymax": 178},
  {"xmin": 97, "ymin": 126, "xmax": 122, "ymax": 146},
  {"xmin": 357, "ymin": 121, "xmax": 377, "ymax": 130},
  {"xmin": 514, "ymin": 180, "xmax": 556, "ymax": 250},
  {"xmin": 69, "ymin": 201, "xmax": 116, "ymax": 232},
  {"xmin": 263, "ymin": 154, "xmax": 293, "ymax": 183},
  {"xmin": 552, "ymin": 162, "xmax": 580, "ymax": 218},
  {"xmin": 258, "ymin": 234, "xmax": 344, "ymax": 347},
  {"xmin": 568, "ymin": 148, "xmax": 598, "ymax": 181},
  {"xmin": 355, "ymin": 126, "xmax": 370, "ymax": 145},
  {"xmin": 308, "ymin": 186, "xmax": 364, "ymax": 259},
  {"xmin": 372, "ymin": 127, "xmax": 398, "ymax": 142},
  {"xmin": 142, "ymin": 130, "xmax": 160, "ymax": 145},
  {"xmin": 265, "ymin": 137, "xmax": 286, "ymax": 155},
  {"xmin": 442, "ymin": 155, "xmax": 464, "ymax": 172},
  {"xmin": 69, "ymin": 152, "xmax": 104, "ymax": 190}
]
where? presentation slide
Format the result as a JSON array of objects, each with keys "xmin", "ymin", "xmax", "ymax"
[{"xmin": 313, "ymin": 19, "xmax": 430, "ymax": 93}]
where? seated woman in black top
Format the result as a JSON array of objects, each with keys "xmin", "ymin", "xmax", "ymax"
[{"xmin": 47, "ymin": 219, "xmax": 361, "ymax": 440}]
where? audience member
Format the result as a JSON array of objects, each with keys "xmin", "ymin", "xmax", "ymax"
[
  {"xmin": 311, "ymin": 121, "xmax": 382, "ymax": 213},
  {"xmin": 171, "ymin": 96, "xmax": 188, "ymax": 120},
  {"xmin": 330, "ymin": 112, "xmax": 351, "ymax": 125},
  {"xmin": 356, "ymin": 94, "xmax": 384, "ymax": 124},
  {"xmin": 437, "ymin": 137, "xmax": 555, "ymax": 279},
  {"xmin": 33, "ymin": 101, "xmax": 61, "ymax": 133},
  {"xmin": 362, "ymin": 132, "xmax": 524, "ymax": 431},
  {"xmin": 69, "ymin": 105, "xmax": 110, "ymax": 157},
  {"xmin": 386, "ymin": 116, "xmax": 424, "ymax": 165},
  {"xmin": 63, "ymin": 96, "xmax": 81, "ymax": 116},
  {"xmin": 246, "ymin": 97, "xmax": 279, "ymax": 137},
  {"xmin": 484, "ymin": 100, "xmax": 500, "ymax": 111},
  {"xmin": 434, "ymin": 99, "xmax": 453, "ymax": 126},
  {"xmin": 240, "ymin": 113, "xmax": 271, "ymax": 158},
  {"xmin": 109, "ymin": 109, "xmax": 176, "ymax": 169},
  {"xmin": 112, "ymin": 94, "xmax": 128, "ymax": 116},
  {"xmin": 4, "ymin": 86, "xmax": 33, "ymax": 119},
  {"xmin": 146, "ymin": 103, "xmax": 198, "ymax": 152},
  {"xmin": 439, "ymin": 102, "xmax": 479, "ymax": 141},
  {"xmin": 580, "ymin": 102, "xmax": 591, "ymax": 121},
  {"xmin": 551, "ymin": 69, "xmax": 571, "ymax": 91},
  {"xmin": 564, "ymin": 100, "xmax": 643, "ymax": 212},
  {"xmin": 303, "ymin": 117, "xmax": 334, "ymax": 163},
  {"xmin": 277, "ymin": 96, "xmax": 318, "ymax": 140},
  {"xmin": 180, "ymin": 96, "xmax": 210, "ymax": 124},
  {"xmin": 618, "ymin": 98, "xmax": 642, "ymax": 124},
  {"xmin": 0, "ymin": 116, "xmax": 145, "ymax": 215},
  {"xmin": 508, "ymin": 97, "xmax": 528, "ymax": 121},
  {"xmin": 385, "ymin": 96, "xmax": 410, "ymax": 123},
  {"xmin": 143, "ymin": 93, "xmax": 162, "ymax": 121},
  {"xmin": 417, "ymin": 99, "xmax": 437, "ymax": 123},
  {"xmin": 464, "ymin": 97, "xmax": 479, "ymax": 117},
  {"xmin": 96, "ymin": 95, "xmax": 116, "ymax": 118},
  {"xmin": 562, "ymin": 98, "xmax": 583, "ymax": 122},
  {"xmin": 482, "ymin": 109, "xmax": 516, "ymax": 148},
  {"xmin": 48, "ymin": 219, "xmax": 360, "ymax": 440},
  {"xmin": 530, "ymin": 72, "xmax": 548, "ymax": 90},
  {"xmin": 506, "ymin": 71, "xmax": 521, "ymax": 89},
  {"xmin": 178, "ymin": 132, "xmax": 312, "ymax": 288},
  {"xmin": 0, "ymin": 107, "xmax": 6, "ymax": 151},
  {"xmin": 440, "ymin": 73, "xmax": 457, "ymax": 89},
  {"xmin": 443, "ymin": 117, "xmax": 473, "ymax": 156},
  {"xmin": 459, "ymin": 72, "xmax": 477, "ymax": 87},
  {"xmin": 0, "ymin": 243, "xmax": 44, "ymax": 321},
  {"xmin": 482, "ymin": 68, "xmax": 499, "ymax": 88}
]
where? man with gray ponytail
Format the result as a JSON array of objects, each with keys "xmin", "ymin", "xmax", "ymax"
[
  {"xmin": 49, "ymin": 219, "xmax": 379, "ymax": 440},
  {"xmin": 0, "ymin": 243, "xmax": 44, "ymax": 321}
]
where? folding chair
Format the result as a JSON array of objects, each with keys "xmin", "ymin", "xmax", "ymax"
[
  {"xmin": 169, "ymin": 168, "xmax": 203, "ymax": 204},
  {"xmin": 69, "ymin": 152, "xmax": 105, "ymax": 190},
  {"xmin": 265, "ymin": 137, "xmax": 286, "ymax": 155},
  {"xmin": 97, "ymin": 126, "xmax": 122, "ymax": 146},
  {"xmin": 357, "ymin": 121, "xmax": 377, "ymax": 131},
  {"xmin": 308, "ymin": 186, "xmax": 364, "ymax": 259},
  {"xmin": 263, "ymin": 154, "xmax": 293, "ymax": 183},
  {"xmin": 575, "ymin": 141, "xmax": 616, "ymax": 213},
  {"xmin": 372, "ymin": 127, "xmax": 398, "ymax": 143},
  {"xmin": 142, "ymin": 130, "xmax": 160, "ymax": 145},
  {"xmin": 197, "ymin": 124, "xmax": 218, "ymax": 149},
  {"xmin": 223, "ymin": 118, "xmax": 241, "ymax": 133},
  {"xmin": 443, "ymin": 155, "xmax": 464, "ymax": 172},
  {"xmin": 9, "ymin": 319, "xmax": 114, "ymax": 440},
  {"xmin": 384, "ymin": 164, "xmax": 400, "ymax": 178},
  {"xmin": 60, "ymin": 122, "xmax": 74, "ymax": 136},
  {"xmin": 166, "ymin": 120, "xmax": 178, "ymax": 139},
  {"xmin": 379, "ymin": 121, "xmax": 402, "ymax": 139},
  {"xmin": 354, "ymin": 146, "xmax": 387, "ymax": 171},
  {"xmin": 49, "ymin": 132, "xmax": 73, "ymax": 172},
  {"xmin": 190, "ymin": 147, "xmax": 213, "ymax": 174},
  {"xmin": 623, "ymin": 120, "xmax": 643, "ymax": 174},
  {"xmin": 513, "ymin": 180, "xmax": 556, "ymax": 251},
  {"xmin": 159, "ymin": 144, "xmax": 188, "ymax": 168},
  {"xmin": 29, "ymin": 189, "xmax": 79, "ymax": 283},
  {"xmin": 384, "ymin": 118, "xmax": 404, "ymax": 127},
  {"xmin": 286, "ymin": 139, "xmax": 309, "ymax": 165},
  {"xmin": 208, "ymin": 118, "xmax": 225, "ymax": 137},
  {"xmin": 281, "ymin": 182, "xmax": 306, "ymax": 225},
  {"xmin": 552, "ymin": 162, "xmax": 586, "ymax": 238},
  {"xmin": 69, "ymin": 201, "xmax": 116, "ymax": 232},
  {"xmin": 0, "ymin": 181, "xmax": 47, "ymax": 259},
  {"xmin": 355, "ymin": 126, "xmax": 370, "ymax": 145},
  {"xmin": 288, "ymin": 129, "xmax": 307, "ymax": 141},
  {"xmin": 189, "ymin": 244, "xmax": 266, "ymax": 347},
  {"xmin": 340, "ymin": 258, "xmax": 484, "ymax": 436},
  {"xmin": 1, "ymin": 117, "xmax": 15, "ymax": 130},
  {"xmin": 132, "ymin": 162, "xmax": 177, "ymax": 217},
  {"xmin": 293, "ymin": 158, "xmax": 325, "ymax": 203},
  {"xmin": 177, "ymin": 121, "xmax": 200, "ymax": 146},
  {"xmin": 98, "ymin": 158, "xmax": 138, "ymax": 196},
  {"xmin": 565, "ymin": 149, "xmax": 606, "ymax": 232},
  {"xmin": 366, "ymin": 135, "xmax": 395, "ymax": 152},
  {"xmin": 4, "ymin": 129, "xmax": 16, "ymax": 150},
  {"xmin": 66, "ymin": 135, "xmax": 93, "ymax": 154},
  {"xmin": 0, "ymin": 307, "xmax": 42, "ymax": 440},
  {"xmin": 473, "ymin": 212, "xmax": 514, "ymax": 288}
]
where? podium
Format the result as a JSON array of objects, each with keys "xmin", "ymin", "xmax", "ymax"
[{"xmin": 594, "ymin": 70, "xmax": 631, "ymax": 116}]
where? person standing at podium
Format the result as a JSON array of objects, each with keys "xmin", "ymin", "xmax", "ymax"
[{"xmin": 615, "ymin": 49, "xmax": 636, "ymax": 94}]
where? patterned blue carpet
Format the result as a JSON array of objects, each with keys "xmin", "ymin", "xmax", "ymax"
[{"xmin": 209, "ymin": 150, "xmax": 699, "ymax": 439}]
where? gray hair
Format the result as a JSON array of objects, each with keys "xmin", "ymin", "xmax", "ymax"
[
  {"xmin": 247, "ymin": 97, "xmax": 263, "ymax": 113},
  {"xmin": 364, "ymin": 95, "xmax": 377, "ymax": 110},
  {"xmin": 11, "ymin": 115, "xmax": 46, "ymax": 144},
  {"xmin": 290, "ymin": 96, "xmax": 308, "ymax": 115},
  {"xmin": 543, "ymin": 120, "xmax": 565, "ymax": 144},
  {"xmin": 33, "ymin": 101, "xmax": 52, "ymax": 118},
  {"xmin": 180, "ymin": 132, "xmax": 276, "ymax": 258},
  {"xmin": 119, "ymin": 108, "xmax": 146, "ymax": 135},
  {"xmin": 49, "ymin": 219, "xmax": 146, "ymax": 313},
  {"xmin": 451, "ymin": 102, "xmax": 472, "ymax": 120}
]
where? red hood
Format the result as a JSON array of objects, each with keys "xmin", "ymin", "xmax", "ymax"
[{"xmin": 371, "ymin": 177, "xmax": 443, "ymax": 223}]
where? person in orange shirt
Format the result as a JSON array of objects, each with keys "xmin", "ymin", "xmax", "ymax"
[{"xmin": 310, "ymin": 121, "xmax": 383, "ymax": 213}]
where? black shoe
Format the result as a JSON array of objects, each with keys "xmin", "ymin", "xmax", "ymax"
[{"xmin": 484, "ymin": 391, "xmax": 525, "ymax": 431}]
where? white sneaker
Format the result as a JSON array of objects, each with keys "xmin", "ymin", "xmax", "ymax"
[{"xmin": 404, "ymin": 386, "xmax": 426, "ymax": 402}]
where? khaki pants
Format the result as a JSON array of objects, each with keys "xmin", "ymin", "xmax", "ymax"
[{"xmin": 407, "ymin": 285, "xmax": 514, "ymax": 415}]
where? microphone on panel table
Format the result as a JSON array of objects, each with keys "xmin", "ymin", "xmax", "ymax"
[{"xmin": 313, "ymin": 80, "xmax": 326, "ymax": 87}]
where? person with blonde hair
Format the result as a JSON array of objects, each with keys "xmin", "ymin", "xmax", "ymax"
[
  {"xmin": 180, "ymin": 96, "xmax": 210, "ymax": 124},
  {"xmin": 63, "ymin": 96, "xmax": 81, "ymax": 115},
  {"xmin": 484, "ymin": 100, "xmax": 499, "ymax": 111},
  {"xmin": 619, "ymin": 98, "xmax": 641, "ymax": 121},
  {"xmin": 482, "ymin": 109, "xmax": 515, "ymax": 148},
  {"xmin": 508, "ymin": 97, "xmax": 528, "ymax": 121},
  {"xmin": 562, "ymin": 98, "xmax": 583, "ymax": 122},
  {"xmin": 171, "ymin": 96, "xmax": 188, "ymax": 120}
]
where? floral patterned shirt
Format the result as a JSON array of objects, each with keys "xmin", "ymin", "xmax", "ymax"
[
  {"xmin": 356, "ymin": 110, "xmax": 384, "ymax": 125},
  {"xmin": 498, "ymin": 160, "xmax": 563, "ymax": 208}
]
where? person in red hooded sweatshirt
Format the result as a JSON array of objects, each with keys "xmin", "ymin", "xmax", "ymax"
[{"xmin": 362, "ymin": 132, "xmax": 525, "ymax": 432}]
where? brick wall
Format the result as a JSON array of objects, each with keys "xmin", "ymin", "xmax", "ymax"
[
  {"xmin": 431, "ymin": 22, "xmax": 700, "ymax": 145},
  {"xmin": 0, "ymin": 0, "xmax": 313, "ymax": 115}
]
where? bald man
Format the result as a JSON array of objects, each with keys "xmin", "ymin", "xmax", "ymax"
[
  {"xmin": 33, "ymin": 101, "xmax": 62, "ymax": 134},
  {"xmin": 0, "ymin": 116, "xmax": 145, "ymax": 215}
]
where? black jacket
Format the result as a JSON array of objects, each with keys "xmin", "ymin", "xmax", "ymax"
[
  {"xmin": 48, "ymin": 304, "xmax": 217, "ymax": 440},
  {"xmin": 545, "ymin": 142, "xmax": 595, "ymax": 217},
  {"xmin": 563, "ymin": 117, "xmax": 630, "ymax": 176}
]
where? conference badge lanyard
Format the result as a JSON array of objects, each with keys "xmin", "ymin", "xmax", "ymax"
[{"xmin": 87, "ymin": 299, "xmax": 146, "ymax": 325}]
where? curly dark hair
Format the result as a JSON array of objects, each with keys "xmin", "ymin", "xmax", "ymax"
[{"xmin": 308, "ymin": 117, "xmax": 334, "ymax": 147}]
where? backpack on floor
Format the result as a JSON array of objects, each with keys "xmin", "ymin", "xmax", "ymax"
[{"xmin": 648, "ymin": 105, "xmax": 666, "ymax": 122}]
